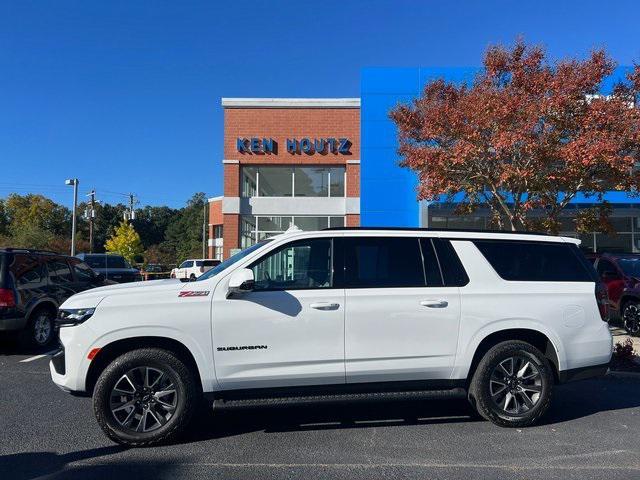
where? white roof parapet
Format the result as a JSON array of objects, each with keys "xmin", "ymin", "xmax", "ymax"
[{"xmin": 221, "ymin": 98, "xmax": 360, "ymax": 108}]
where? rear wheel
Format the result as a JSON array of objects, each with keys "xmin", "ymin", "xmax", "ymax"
[
  {"xmin": 93, "ymin": 348, "xmax": 199, "ymax": 446},
  {"xmin": 189, "ymin": 274, "xmax": 196, "ymax": 281},
  {"xmin": 469, "ymin": 341, "xmax": 553, "ymax": 428},
  {"xmin": 28, "ymin": 308, "xmax": 55, "ymax": 347},
  {"xmin": 622, "ymin": 301, "xmax": 640, "ymax": 336}
]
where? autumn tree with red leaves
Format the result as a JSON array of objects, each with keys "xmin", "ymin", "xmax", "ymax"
[{"xmin": 390, "ymin": 40, "xmax": 640, "ymax": 232}]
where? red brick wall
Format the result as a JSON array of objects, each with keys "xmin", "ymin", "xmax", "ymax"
[
  {"xmin": 209, "ymin": 199, "xmax": 223, "ymax": 225},
  {"xmin": 223, "ymin": 164, "xmax": 240, "ymax": 197},
  {"xmin": 346, "ymin": 214, "xmax": 360, "ymax": 227},
  {"xmin": 222, "ymin": 214, "xmax": 239, "ymax": 260},
  {"xmin": 224, "ymin": 108, "xmax": 360, "ymax": 164},
  {"xmin": 221, "ymin": 105, "xmax": 360, "ymax": 258},
  {"xmin": 346, "ymin": 163, "xmax": 360, "ymax": 198}
]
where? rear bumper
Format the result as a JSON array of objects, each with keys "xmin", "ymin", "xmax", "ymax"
[
  {"xmin": 558, "ymin": 361, "xmax": 610, "ymax": 383},
  {"xmin": 0, "ymin": 315, "xmax": 27, "ymax": 331}
]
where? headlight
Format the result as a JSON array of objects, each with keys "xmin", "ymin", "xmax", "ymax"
[{"xmin": 57, "ymin": 308, "xmax": 96, "ymax": 327}]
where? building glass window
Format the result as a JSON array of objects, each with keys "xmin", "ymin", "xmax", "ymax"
[
  {"xmin": 258, "ymin": 166, "xmax": 293, "ymax": 197},
  {"xmin": 240, "ymin": 166, "xmax": 346, "ymax": 198},
  {"xmin": 293, "ymin": 216, "xmax": 329, "ymax": 230},
  {"xmin": 241, "ymin": 167, "xmax": 257, "ymax": 198},
  {"xmin": 294, "ymin": 167, "xmax": 329, "ymax": 197},
  {"xmin": 213, "ymin": 225, "xmax": 223, "ymax": 239},
  {"xmin": 240, "ymin": 215, "xmax": 346, "ymax": 247}
]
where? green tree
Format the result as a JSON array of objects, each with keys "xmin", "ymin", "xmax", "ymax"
[
  {"xmin": 163, "ymin": 193, "xmax": 207, "ymax": 264},
  {"xmin": 0, "ymin": 199, "xmax": 8, "ymax": 237},
  {"xmin": 105, "ymin": 221, "xmax": 144, "ymax": 264},
  {"xmin": 93, "ymin": 203, "xmax": 127, "ymax": 253},
  {"xmin": 133, "ymin": 206, "xmax": 180, "ymax": 249},
  {"xmin": 4, "ymin": 193, "xmax": 70, "ymax": 237}
]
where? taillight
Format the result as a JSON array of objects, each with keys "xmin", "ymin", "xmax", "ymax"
[
  {"xmin": 0, "ymin": 288, "xmax": 16, "ymax": 308},
  {"xmin": 595, "ymin": 282, "xmax": 609, "ymax": 322}
]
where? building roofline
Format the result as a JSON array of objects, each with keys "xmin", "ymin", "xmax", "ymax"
[
  {"xmin": 221, "ymin": 98, "xmax": 360, "ymax": 108},
  {"xmin": 208, "ymin": 196, "xmax": 223, "ymax": 203}
]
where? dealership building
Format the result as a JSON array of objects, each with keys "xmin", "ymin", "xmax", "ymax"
[{"xmin": 210, "ymin": 67, "xmax": 640, "ymax": 259}]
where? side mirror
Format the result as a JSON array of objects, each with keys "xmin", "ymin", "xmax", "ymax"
[{"xmin": 228, "ymin": 268, "xmax": 254, "ymax": 296}]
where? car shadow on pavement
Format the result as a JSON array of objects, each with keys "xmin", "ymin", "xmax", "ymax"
[
  {"xmin": 541, "ymin": 376, "xmax": 640, "ymax": 425},
  {"xmin": 0, "ymin": 332, "xmax": 56, "ymax": 357},
  {"xmin": 178, "ymin": 376, "xmax": 640, "ymax": 443},
  {"xmin": 0, "ymin": 445, "xmax": 135, "ymax": 480},
  {"xmin": 179, "ymin": 397, "xmax": 481, "ymax": 443}
]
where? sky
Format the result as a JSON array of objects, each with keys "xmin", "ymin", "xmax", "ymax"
[{"xmin": 1, "ymin": 0, "xmax": 639, "ymax": 209}]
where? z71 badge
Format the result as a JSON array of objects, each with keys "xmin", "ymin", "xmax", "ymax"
[{"xmin": 178, "ymin": 291, "xmax": 210, "ymax": 297}]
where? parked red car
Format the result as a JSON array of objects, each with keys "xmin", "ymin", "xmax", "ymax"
[{"xmin": 588, "ymin": 253, "xmax": 640, "ymax": 335}]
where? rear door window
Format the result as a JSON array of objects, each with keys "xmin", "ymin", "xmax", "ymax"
[
  {"xmin": 343, "ymin": 237, "xmax": 426, "ymax": 288},
  {"xmin": 473, "ymin": 240, "xmax": 595, "ymax": 282},
  {"xmin": 47, "ymin": 259, "xmax": 74, "ymax": 284},
  {"xmin": 180, "ymin": 261, "xmax": 194, "ymax": 269},
  {"xmin": 71, "ymin": 261, "xmax": 95, "ymax": 282}
]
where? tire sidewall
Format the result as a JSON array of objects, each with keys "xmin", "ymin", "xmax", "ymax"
[
  {"xmin": 622, "ymin": 302, "xmax": 640, "ymax": 335},
  {"xmin": 94, "ymin": 350, "xmax": 194, "ymax": 445},
  {"xmin": 472, "ymin": 342, "xmax": 553, "ymax": 427},
  {"xmin": 30, "ymin": 309, "xmax": 54, "ymax": 347}
]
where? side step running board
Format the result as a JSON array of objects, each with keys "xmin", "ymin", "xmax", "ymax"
[{"xmin": 215, "ymin": 388, "xmax": 467, "ymax": 408}]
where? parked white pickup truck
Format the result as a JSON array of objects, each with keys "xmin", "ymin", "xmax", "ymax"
[{"xmin": 170, "ymin": 259, "xmax": 220, "ymax": 281}]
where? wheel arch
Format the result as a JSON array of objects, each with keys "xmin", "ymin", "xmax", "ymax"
[
  {"xmin": 26, "ymin": 298, "xmax": 58, "ymax": 320},
  {"xmin": 85, "ymin": 336, "xmax": 204, "ymax": 396},
  {"xmin": 465, "ymin": 329, "xmax": 560, "ymax": 386},
  {"xmin": 618, "ymin": 294, "xmax": 640, "ymax": 314}
]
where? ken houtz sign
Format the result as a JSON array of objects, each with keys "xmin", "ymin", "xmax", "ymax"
[{"xmin": 237, "ymin": 137, "xmax": 351, "ymax": 154}]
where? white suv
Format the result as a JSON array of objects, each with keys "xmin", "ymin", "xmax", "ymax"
[
  {"xmin": 50, "ymin": 228, "xmax": 612, "ymax": 446},
  {"xmin": 170, "ymin": 259, "xmax": 220, "ymax": 281}
]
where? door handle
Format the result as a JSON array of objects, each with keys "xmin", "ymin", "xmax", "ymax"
[
  {"xmin": 310, "ymin": 302, "xmax": 340, "ymax": 311},
  {"xmin": 420, "ymin": 300, "xmax": 448, "ymax": 308}
]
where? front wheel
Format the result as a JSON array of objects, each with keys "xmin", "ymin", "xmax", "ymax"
[
  {"xmin": 93, "ymin": 348, "xmax": 200, "ymax": 446},
  {"xmin": 622, "ymin": 301, "xmax": 640, "ymax": 336},
  {"xmin": 469, "ymin": 341, "xmax": 553, "ymax": 428}
]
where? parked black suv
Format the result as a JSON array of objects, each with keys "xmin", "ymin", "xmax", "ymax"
[
  {"xmin": 76, "ymin": 253, "xmax": 142, "ymax": 283},
  {"xmin": 0, "ymin": 249, "xmax": 109, "ymax": 346}
]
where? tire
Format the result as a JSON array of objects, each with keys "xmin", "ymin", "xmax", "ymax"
[
  {"xmin": 622, "ymin": 301, "xmax": 640, "ymax": 336},
  {"xmin": 189, "ymin": 274, "xmax": 196, "ymax": 282},
  {"xmin": 28, "ymin": 307, "xmax": 55, "ymax": 347},
  {"xmin": 469, "ymin": 340, "xmax": 553, "ymax": 428},
  {"xmin": 93, "ymin": 348, "xmax": 200, "ymax": 446}
]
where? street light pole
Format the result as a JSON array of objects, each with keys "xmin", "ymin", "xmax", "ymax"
[{"xmin": 65, "ymin": 179, "xmax": 79, "ymax": 256}]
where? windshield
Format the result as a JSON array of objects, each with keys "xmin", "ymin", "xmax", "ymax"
[
  {"xmin": 617, "ymin": 258, "xmax": 640, "ymax": 277},
  {"xmin": 196, "ymin": 240, "xmax": 272, "ymax": 281},
  {"xmin": 84, "ymin": 255, "xmax": 131, "ymax": 269}
]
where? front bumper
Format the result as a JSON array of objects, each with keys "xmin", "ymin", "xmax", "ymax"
[{"xmin": 49, "ymin": 324, "xmax": 93, "ymax": 395}]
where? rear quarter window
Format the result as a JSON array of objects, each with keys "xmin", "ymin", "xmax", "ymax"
[{"xmin": 473, "ymin": 240, "xmax": 595, "ymax": 282}]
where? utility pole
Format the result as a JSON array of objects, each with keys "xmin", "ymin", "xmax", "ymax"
[
  {"xmin": 202, "ymin": 201, "xmax": 207, "ymax": 259},
  {"xmin": 124, "ymin": 193, "xmax": 137, "ymax": 222},
  {"xmin": 86, "ymin": 190, "xmax": 97, "ymax": 253},
  {"xmin": 65, "ymin": 179, "xmax": 79, "ymax": 256}
]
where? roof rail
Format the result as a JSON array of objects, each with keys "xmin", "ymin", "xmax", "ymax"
[
  {"xmin": 0, "ymin": 247, "xmax": 60, "ymax": 255},
  {"xmin": 322, "ymin": 226, "xmax": 551, "ymax": 236}
]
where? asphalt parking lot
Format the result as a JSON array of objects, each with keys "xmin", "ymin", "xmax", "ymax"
[{"xmin": 2, "ymin": 337, "xmax": 640, "ymax": 480}]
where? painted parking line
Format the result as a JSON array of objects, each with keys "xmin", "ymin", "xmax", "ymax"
[{"xmin": 19, "ymin": 350, "xmax": 58, "ymax": 363}]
